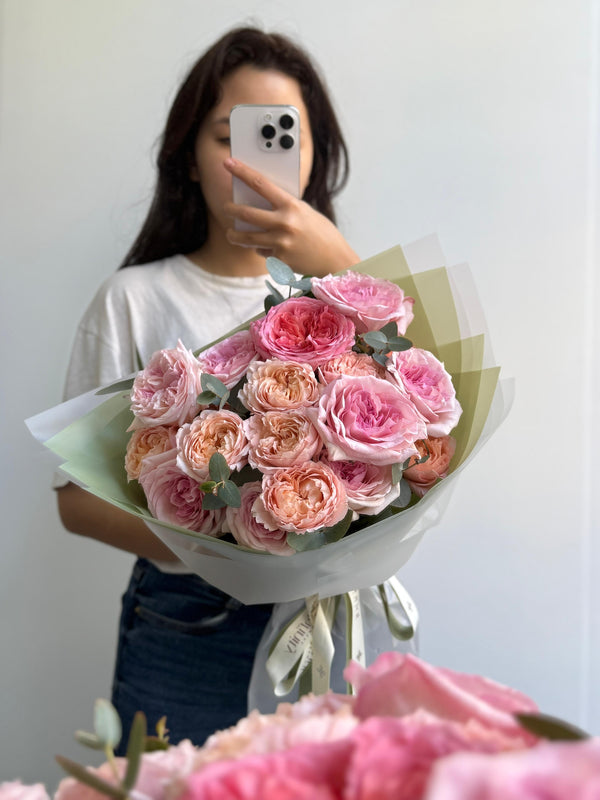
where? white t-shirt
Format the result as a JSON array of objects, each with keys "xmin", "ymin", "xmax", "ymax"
[{"xmin": 60, "ymin": 254, "xmax": 270, "ymax": 573}]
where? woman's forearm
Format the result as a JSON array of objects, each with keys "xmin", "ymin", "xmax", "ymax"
[{"xmin": 56, "ymin": 482, "xmax": 179, "ymax": 562}]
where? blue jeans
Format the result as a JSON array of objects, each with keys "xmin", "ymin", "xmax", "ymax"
[{"xmin": 111, "ymin": 558, "xmax": 273, "ymax": 753}]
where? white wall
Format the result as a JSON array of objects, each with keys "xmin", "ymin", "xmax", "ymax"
[{"xmin": 1, "ymin": 0, "xmax": 598, "ymax": 789}]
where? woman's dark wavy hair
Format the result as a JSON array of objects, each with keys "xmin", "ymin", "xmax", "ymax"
[{"xmin": 120, "ymin": 26, "xmax": 349, "ymax": 268}]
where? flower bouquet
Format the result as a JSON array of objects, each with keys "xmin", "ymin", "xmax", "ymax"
[
  {"xmin": 3, "ymin": 652, "xmax": 595, "ymax": 800},
  {"xmin": 27, "ymin": 236, "xmax": 508, "ymax": 698}
]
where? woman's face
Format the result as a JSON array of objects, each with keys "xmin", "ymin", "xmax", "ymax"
[{"xmin": 192, "ymin": 65, "xmax": 314, "ymax": 239}]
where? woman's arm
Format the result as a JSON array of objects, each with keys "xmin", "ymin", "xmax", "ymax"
[
  {"xmin": 222, "ymin": 158, "xmax": 359, "ymax": 276},
  {"xmin": 57, "ymin": 482, "xmax": 179, "ymax": 562}
]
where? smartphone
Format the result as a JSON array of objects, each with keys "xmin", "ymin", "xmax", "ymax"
[{"xmin": 229, "ymin": 104, "xmax": 301, "ymax": 231}]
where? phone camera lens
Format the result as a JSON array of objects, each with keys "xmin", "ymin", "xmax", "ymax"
[
  {"xmin": 279, "ymin": 113, "xmax": 294, "ymax": 130},
  {"xmin": 280, "ymin": 134, "xmax": 294, "ymax": 150},
  {"xmin": 261, "ymin": 124, "xmax": 276, "ymax": 140}
]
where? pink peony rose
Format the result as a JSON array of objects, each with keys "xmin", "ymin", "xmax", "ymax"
[
  {"xmin": 54, "ymin": 739, "xmax": 199, "ymax": 800},
  {"xmin": 321, "ymin": 456, "xmax": 400, "ymax": 515},
  {"xmin": 253, "ymin": 462, "xmax": 348, "ymax": 533},
  {"xmin": 0, "ymin": 783, "xmax": 49, "ymax": 800},
  {"xmin": 196, "ymin": 330, "xmax": 258, "ymax": 389},
  {"xmin": 426, "ymin": 739, "xmax": 600, "ymax": 800},
  {"xmin": 345, "ymin": 653, "xmax": 537, "ymax": 744},
  {"xmin": 250, "ymin": 296, "xmax": 356, "ymax": 368},
  {"xmin": 129, "ymin": 341, "xmax": 204, "ymax": 429},
  {"xmin": 387, "ymin": 348, "xmax": 462, "ymax": 437},
  {"xmin": 311, "ymin": 270, "xmax": 415, "ymax": 335},
  {"xmin": 244, "ymin": 410, "xmax": 323, "ymax": 474},
  {"xmin": 403, "ymin": 436, "xmax": 456, "ymax": 497},
  {"xmin": 176, "ymin": 409, "xmax": 248, "ymax": 481},
  {"xmin": 139, "ymin": 449, "xmax": 225, "ymax": 535},
  {"xmin": 345, "ymin": 712, "xmax": 528, "ymax": 800},
  {"xmin": 180, "ymin": 740, "xmax": 352, "ymax": 800},
  {"xmin": 317, "ymin": 351, "xmax": 386, "ymax": 385},
  {"xmin": 239, "ymin": 359, "xmax": 320, "ymax": 414},
  {"xmin": 310, "ymin": 375, "xmax": 428, "ymax": 466},
  {"xmin": 125, "ymin": 425, "xmax": 177, "ymax": 481},
  {"xmin": 225, "ymin": 482, "xmax": 294, "ymax": 556}
]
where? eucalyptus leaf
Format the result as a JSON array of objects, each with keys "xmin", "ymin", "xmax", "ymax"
[
  {"xmin": 208, "ymin": 452, "xmax": 230, "ymax": 483},
  {"xmin": 289, "ymin": 277, "xmax": 313, "ymax": 292},
  {"xmin": 515, "ymin": 712, "xmax": 590, "ymax": 741},
  {"xmin": 202, "ymin": 493, "xmax": 227, "ymax": 510},
  {"xmin": 197, "ymin": 390, "xmax": 217, "ymax": 405},
  {"xmin": 123, "ymin": 711, "xmax": 147, "ymax": 792},
  {"xmin": 201, "ymin": 373, "xmax": 229, "ymax": 399},
  {"xmin": 362, "ymin": 330, "xmax": 388, "ymax": 350},
  {"xmin": 93, "ymin": 699, "xmax": 122, "ymax": 750},
  {"xmin": 74, "ymin": 731, "xmax": 105, "ymax": 750},
  {"xmin": 95, "ymin": 378, "xmax": 134, "ymax": 396},
  {"xmin": 218, "ymin": 480, "xmax": 241, "ymax": 508},
  {"xmin": 286, "ymin": 510, "xmax": 353, "ymax": 552},
  {"xmin": 265, "ymin": 295, "xmax": 278, "ymax": 314},
  {"xmin": 55, "ymin": 756, "xmax": 127, "ymax": 800},
  {"xmin": 391, "ymin": 462, "xmax": 403, "ymax": 485},
  {"xmin": 380, "ymin": 321, "xmax": 399, "ymax": 338},
  {"xmin": 390, "ymin": 479, "xmax": 412, "ymax": 508},
  {"xmin": 265, "ymin": 281, "xmax": 285, "ymax": 302},
  {"xmin": 200, "ymin": 481, "xmax": 217, "ymax": 493},
  {"xmin": 387, "ymin": 336, "xmax": 412, "ymax": 352},
  {"xmin": 373, "ymin": 353, "xmax": 389, "ymax": 367},
  {"xmin": 266, "ymin": 256, "xmax": 296, "ymax": 285}
]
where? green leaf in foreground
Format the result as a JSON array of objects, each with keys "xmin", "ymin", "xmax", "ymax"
[
  {"xmin": 74, "ymin": 731, "xmax": 105, "ymax": 750},
  {"xmin": 361, "ymin": 330, "xmax": 388, "ymax": 350},
  {"xmin": 201, "ymin": 373, "xmax": 229, "ymax": 401},
  {"xmin": 386, "ymin": 335, "xmax": 412, "ymax": 352},
  {"xmin": 218, "ymin": 480, "xmax": 241, "ymax": 508},
  {"xmin": 286, "ymin": 510, "xmax": 353, "ymax": 552},
  {"xmin": 123, "ymin": 711, "xmax": 147, "ymax": 792},
  {"xmin": 515, "ymin": 712, "xmax": 590, "ymax": 741},
  {"xmin": 390, "ymin": 479, "xmax": 413, "ymax": 508},
  {"xmin": 208, "ymin": 452, "xmax": 230, "ymax": 483},
  {"xmin": 266, "ymin": 256, "xmax": 296, "ymax": 286},
  {"xmin": 55, "ymin": 756, "xmax": 127, "ymax": 800},
  {"xmin": 202, "ymin": 493, "xmax": 227, "ymax": 510},
  {"xmin": 93, "ymin": 699, "xmax": 121, "ymax": 749}
]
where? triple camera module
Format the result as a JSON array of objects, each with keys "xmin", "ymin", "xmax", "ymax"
[{"xmin": 260, "ymin": 112, "xmax": 295, "ymax": 150}]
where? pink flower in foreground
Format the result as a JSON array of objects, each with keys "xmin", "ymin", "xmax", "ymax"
[
  {"xmin": 321, "ymin": 456, "xmax": 400, "ymax": 515},
  {"xmin": 181, "ymin": 740, "xmax": 352, "ymax": 800},
  {"xmin": 250, "ymin": 296, "xmax": 356, "ymax": 368},
  {"xmin": 245, "ymin": 410, "xmax": 322, "ymax": 474},
  {"xmin": 129, "ymin": 341, "xmax": 203, "ymax": 429},
  {"xmin": 317, "ymin": 351, "xmax": 386, "ymax": 385},
  {"xmin": 387, "ymin": 348, "xmax": 462, "ymax": 437},
  {"xmin": 176, "ymin": 409, "xmax": 248, "ymax": 481},
  {"xmin": 197, "ymin": 330, "xmax": 257, "ymax": 389},
  {"xmin": 403, "ymin": 436, "xmax": 456, "ymax": 497},
  {"xmin": 312, "ymin": 270, "xmax": 415, "ymax": 335},
  {"xmin": 125, "ymin": 425, "xmax": 177, "ymax": 481},
  {"xmin": 139, "ymin": 449, "xmax": 225, "ymax": 535},
  {"xmin": 253, "ymin": 462, "xmax": 348, "ymax": 533},
  {"xmin": 239, "ymin": 359, "xmax": 320, "ymax": 414},
  {"xmin": 345, "ymin": 712, "xmax": 528, "ymax": 800},
  {"xmin": 345, "ymin": 653, "xmax": 537, "ymax": 744},
  {"xmin": 426, "ymin": 739, "xmax": 600, "ymax": 800},
  {"xmin": 0, "ymin": 783, "xmax": 49, "ymax": 800},
  {"xmin": 54, "ymin": 739, "xmax": 199, "ymax": 800},
  {"xmin": 310, "ymin": 375, "xmax": 427, "ymax": 466},
  {"xmin": 225, "ymin": 482, "xmax": 294, "ymax": 556}
]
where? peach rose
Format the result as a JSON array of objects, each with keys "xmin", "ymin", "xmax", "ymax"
[
  {"xmin": 311, "ymin": 270, "xmax": 415, "ymax": 335},
  {"xmin": 403, "ymin": 436, "xmax": 456, "ymax": 497},
  {"xmin": 139, "ymin": 449, "xmax": 225, "ymax": 535},
  {"xmin": 239, "ymin": 359, "xmax": 320, "ymax": 414},
  {"xmin": 250, "ymin": 296, "xmax": 356, "ymax": 368},
  {"xmin": 321, "ymin": 456, "xmax": 400, "ymax": 515},
  {"xmin": 197, "ymin": 329, "xmax": 257, "ymax": 389},
  {"xmin": 244, "ymin": 410, "xmax": 323, "ymax": 474},
  {"xmin": 129, "ymin": 340, "xmax": 203, "ymax": 429},
  {"xmin": 176, "ymin": 409, "xmax": 248, "ymax": 481},
  {"xmin": 225, "ymin": 482, "xmax": 293, "ymax": 556},
  {"xmin": 317, "ymin": 351, "xmax": 386, "ymax": 385},
  {"xmin": 253, "ymin": 462, "xmax": 348, "ymax": 533},
  {"xmin": 124, "ymin": 425, "xmax": 177, "ymax": 481},
  {"xmin": 387, "ymin": 347, "xmax": 462, "ymax": 437}
]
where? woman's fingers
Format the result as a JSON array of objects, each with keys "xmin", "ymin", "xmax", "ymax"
[
  {"xmin": 224, "ymin": 157, "xmax": 290, "ymax": 206},
  {"xmin": 223, "ymin": 201, "xmax": 276, "ymax": 230}
]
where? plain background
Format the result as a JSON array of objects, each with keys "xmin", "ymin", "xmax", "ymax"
[{"xmin": 1, "ymin": 0, "xmax": 599, "ymax": 789}]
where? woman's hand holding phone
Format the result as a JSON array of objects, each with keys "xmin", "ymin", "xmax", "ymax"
[{"xmin": 223, "ymin": 157, "xmax": 359, "ymax": 277}]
